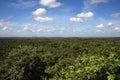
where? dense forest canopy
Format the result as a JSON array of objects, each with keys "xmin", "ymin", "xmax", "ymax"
[{"xmin": 0, "ymin": 38, "xmax": 120, "ymax": 80}]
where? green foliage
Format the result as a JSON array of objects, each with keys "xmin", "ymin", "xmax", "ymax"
[
  {"xmin": 60, "ymin": 53, "xmax": 120, "ymax": 80},
  {"xmin": 0, "ymin": 38, "xmax": 120, "ymax": 80},
  {"xmin": 1, "ymin": 46, "xmax": 47, "ymax": 80}
]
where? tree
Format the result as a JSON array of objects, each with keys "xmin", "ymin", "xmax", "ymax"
[{"xmin": 1, "ymin": 45, "xmax": 47, "ymax": 80}]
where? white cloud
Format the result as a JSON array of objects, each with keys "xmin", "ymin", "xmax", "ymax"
[
  {"xmin": 39, "ymin": 0, "xmax": 62, "ymax": 8},
  {"xmin": 95, "ymin": 22, "xmax": 120, "ymax": 34},
  {"xmin": 96, "ymin": 29, "xmax": 102, "ymax": 32},
  {"xmin": 2, "ymin": 27, "xmax": 10, "ymax": 31},
  {"xmin": 0, "ymin": 19, "xmax": 5, "ymax": 26},
  {"xmin": 36, "ymin": 29, "xmax": 44, "ymax": 32},
  {"xmin": 33, "ymin": 29, "xmax": 46, "ymax": 33},
  {"xmin": 32, "ymin": 8, "xmax": 46, "ymax": 16},
  {"xmin": 32, "ymin": 8, "xmax": 53, "ymax": 22},
  {"xmin": 106, "ymin": 22, "xmax": 113, "ymax": 27},
  {"xmin": 114, "ymin": 27, "xmax": 120, "ymax": 32},
  {"xmin": 22, "ymin": 24, "xmax": 37, "ymax": 32},
  {"xmin": 73, "ymin": 29, "xmax": 82, "ymax": 33},
  {"xmin": 77, "ymin": 12, "xmax": 94, "ymax": 18},
  {"xmin": 0, "ymin": 19, "xmax": 14, "ymax": 27},
  {"xmin": 45, "ymin": 26, "xmax": 64, "ymax": 33},
  {"xmin": 96, "ymin": 22, "xmax": 113, "ymax": 28},
  {"xmin": 114, "ymin": 27, "xmax": 119, "ymax": 30},
  {"xmin": 70, "ymin": 12, "xmax": 94, "ymax": 22},
  {"xmin": 90, "ymin": 0, "xmax": 108, "ymax": 4},
  {"xmin": 111, "ymin": 13, "xmax": 120, "ymax": 18},
  {"xmin": 18, "ymin": 24, "xmax": 64, "ymax": 33},
  {"xmin": 96, "ymin": 24, "xmax": 104, "ymax": 28},
  {"xmin": 34, "ymin": 17, "xmax": 53, "ymax": 22},
  {"xmin": 70, "ymin": 17, "xmax": 83, "ymax": 22},
  {"xmin": 0, "ymin": 19, "xmax": 9, "ymax": 27},
  {"xmin": 46, "ymin": 28, "xmax": 56, "ymax": 32}
]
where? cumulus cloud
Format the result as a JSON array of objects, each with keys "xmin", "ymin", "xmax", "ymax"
[
  {"xmin": 73, "ymin": 29, "xmax": 82, "ymax": 33},
  {"xmin": 21, "ymin": 24, "xmax": 37, "ymax": 32},
  {"xmin": 32, "ymin": 8, "xmax": 53, "ymax": 22},
  {"xmin": 0, "ymin": 19, "xmax": 11, "ymax": 27},
  {"xmin": 34, "ymin": 17, "xmax": 53, "ymax": 22},
  {"xmin": 32, "ymin": 8, "xmax": 46, "ymax": 16},
  {"xmin": 46, "ymin": 28, "xmax": 56, "ymax": 32},
  {"xmin": 95, "ymin": 22, "xmax": 120, "ymax": 34},
  {"xmin": 90, "ymin": 0, "xmax": 108, "ymax": 4},
  {"xmin": 111, "ymin": 13, "xmax": 120, "ymax": 18},
  {"xmin": 96, "ymin": 29, "xmax": 102, "ymax": 32},
  {"xmin": 96, "ymin": 24, "xmax": 104, "ymax": 28},
  {"xmin": 18, "ymin": 24, "xmax": 65, "ymax": 34},
  {"xmin": 39, "ymin": 0, "xmax": 62, "ymax": 8},
  {"xmin": 70, "ymin": 12, "xmax": 94, "ymax": 22},
  {"xmin": 2, "ymin": 27, "xmax": 10, "ymax": 31},
  {"xmin": 0, "ymin": 19, "xmax": 14, "ymax": 27},
  {"xmin": 45, "ymin": 26, "xmax": 64, "ymax": 33},
  {"xmin": 0, "ymin": 19, "xmax": 6, "ymax": 27},
  {"xmin": 70, "ymin": 17, "xmax": 83, "ymax": 22},
  {"xmin": 36, "ymin": 29, "xmax": 44, "ymax": 32},
  {"xmin": 77, "ymin": 12, "xmax": 94, "ymax": 18},
  {"xmin": 114, "ymin": 27, "xmax": 120, "ymax": 32},
  {"xmin": 106, "ymin": 22, "xmax": 113, "ymax": 27},
  {"xmin": 96, "ymin": 22, "xmax": 113, "ymax": 28}
]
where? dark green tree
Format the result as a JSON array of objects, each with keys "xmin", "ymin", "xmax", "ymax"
[{"xmin": 1, "ymin": 46, "xmax": 47, "ymax": 80}]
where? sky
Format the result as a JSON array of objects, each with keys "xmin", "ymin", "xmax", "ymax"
[{"xmin": 0, "ymin": 0, "xmax": 120, "ymax": 37}]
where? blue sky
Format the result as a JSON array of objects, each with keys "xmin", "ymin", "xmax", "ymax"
[{"xmin": 0, "ymin": 0, "xmax": 120, "ymax": 37}]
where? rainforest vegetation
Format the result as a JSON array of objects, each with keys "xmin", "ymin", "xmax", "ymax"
[{"xmin": 0, "ymin": 38, "xmax": 120, "ymax": 80}]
